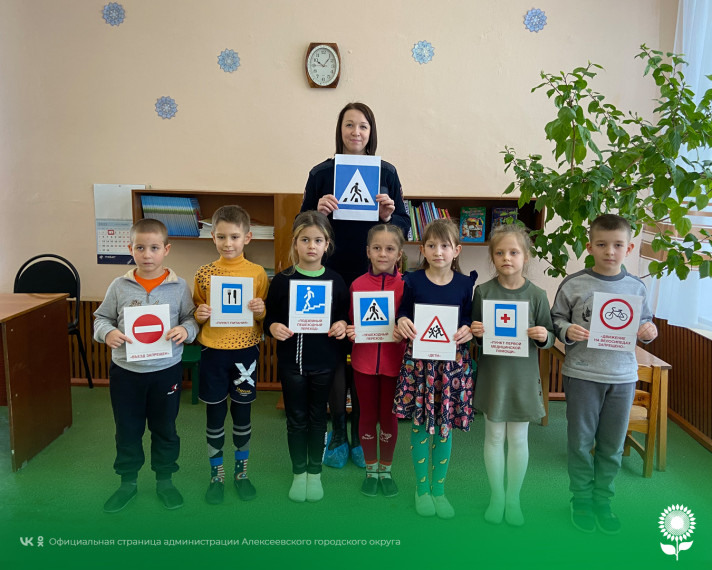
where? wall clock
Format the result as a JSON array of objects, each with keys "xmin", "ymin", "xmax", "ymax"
[{"xmin": 305, "ymin": 43, "xmax": 341, "ymax": 88}]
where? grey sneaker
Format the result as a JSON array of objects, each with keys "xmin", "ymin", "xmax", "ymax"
[{"xmin": 570, "ymin": 499, "xmax": 596, "ymax": 533}]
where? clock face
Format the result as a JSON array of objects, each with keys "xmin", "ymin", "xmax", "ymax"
[{"xmin": 307, "ymin": 45, "xmax": 339, "ymax": 87}]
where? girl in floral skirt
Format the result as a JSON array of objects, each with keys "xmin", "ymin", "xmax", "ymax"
[{"xmin": 394, "ymin": 218, "xmax": 477, "ymax": 518}]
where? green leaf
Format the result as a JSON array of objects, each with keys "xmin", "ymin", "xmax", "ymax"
[
  {"xmin": 700, "ymin": 260, "xmax": 711, "ymax": 278},
  {"xmin": 675, "ymin": 263, "xmax": 690, "ymax": 280},
  {"xmin": 675, "ymin": 217, "xmax": 693, "ymax": 236}
]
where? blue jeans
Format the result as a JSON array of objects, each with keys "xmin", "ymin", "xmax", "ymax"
[{"xmin": 563, "ymin": 376, "xmax": 635, "ymax": 505}]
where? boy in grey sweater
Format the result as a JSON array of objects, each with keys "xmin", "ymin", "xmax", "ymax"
[
  {"xmin": 551, "ymin": 214, "xmax": 657, "ymax": 534},
  {"xmin": 94, "ymin": 219, "xmax": 198, "ymax": 513}
]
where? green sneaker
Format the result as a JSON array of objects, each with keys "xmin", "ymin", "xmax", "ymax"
[
  {"xmin": 594, "ymin": 503, "xmax": 621, "ymax": 535},
  {"xmin": 205, "ymin": 478, "xmax": 224, "ymax": 505},
  {"xmin": 157, "ymin": 484, "xmax": 184, "ymax": 510},
  {"xmin": 361, "ymin": 476, "xmax": 378, "ymax": 497},
  {"xmin": 570, "ymin": 499, "xmax": 596, "ymax": 533},
  {"xmin": 103, "ymin": 485, "xmax": 137, "ymax": 514}
]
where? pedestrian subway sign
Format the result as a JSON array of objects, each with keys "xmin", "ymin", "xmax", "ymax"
[{"xmin": 333, "ymin": 154, "xmax": 381, "ymax": 221}]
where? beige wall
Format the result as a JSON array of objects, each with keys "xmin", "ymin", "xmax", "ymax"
[{"xmin": 0, "ymin": 0, "xmax": 677, "ymax": 299}]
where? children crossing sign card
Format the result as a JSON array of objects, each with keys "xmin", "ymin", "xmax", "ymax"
[
  {"xmin": 412, "ymin": 304, "xmax": 458, "ymax": 360},
  {"xmin": 209, "ymin": 276, "xmax": 254, "ymax": 327},
  {"xmin": 288, "ymin": 280, "xmax": 333, "ymax": 333},
  {"xmin": 353, "ymin": 291, "xmax": 395, "ymax": 343},
  {"xmin": 124, "ymin": 304, "xmax": 172, "ymax": 361},
  {"xmin": 332, "ymin": 154, "xmax": 381, "ymax": 221},
  {"xmin": 482, "ymin": 300, "xmax": 529, "ymax": 357},
  {"xmin": 587, "ymin": 292, "xmax": 643, "ymax": 352}
]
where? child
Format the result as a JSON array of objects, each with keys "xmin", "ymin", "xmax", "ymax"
[
  {"xmin": 551, "ymin": 213, "xmax": 658, "ymax": 534},
  {"xmin": 94, "ymin": 218, "xmax": 198, "ymax": 513},
  {"xmin": 394, "ymin": 218, "xmax": 476, "ymax": 518},
  {"xmin": 470, "ymin": 224, "xmax": 555, "ymax": 526},
  {"xmin": 345, "ymin": 224, "xmax": 408, "ymax": 498},
  {"xmin": 264, "ymin": 211, "xmax": 349, "ymax": 502},
  {"xmin": 193, "ymin": 205, "xmax": 269, "ymax": 505}
]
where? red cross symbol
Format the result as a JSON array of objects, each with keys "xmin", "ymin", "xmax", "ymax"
[{"xmin": 500, "ymin": 313, "xmax": 511, "ymax": 323}]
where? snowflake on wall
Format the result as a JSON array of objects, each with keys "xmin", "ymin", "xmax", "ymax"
[
  {"xmin": 524, "ymin": 8, "xmax": 547, "ymax": 32},
  {"xmin": 412, "ymin": 41, "xmax": 435, "ymax": 64},
  {"xmin": 102, "ymin": 3, "xmax": 125, "ymax": 26},
  {"xmin": 218, "ymin": 49, "xmax": 241, "ymax": 73},
  {"xmin": 155, "ymin": 96, "xmax": 178, "ymax": 120}
]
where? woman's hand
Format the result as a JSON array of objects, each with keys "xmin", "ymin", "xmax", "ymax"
[
  {"xmin": 317, "ymin": 194, "xmax": 339, "ymax": 216},
  {"xmin": 376, "ymin": 194, "xmax": 395, "ymax": 222}
]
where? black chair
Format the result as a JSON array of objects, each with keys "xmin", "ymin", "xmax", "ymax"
[{"xmin": 13, "ymin": 254, "xmax": 94, "ymax": 388}]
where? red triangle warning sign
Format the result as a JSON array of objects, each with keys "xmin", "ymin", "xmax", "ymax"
[{"xmin": 419, "ymin": 316, "xmax": 450, "ymax": 343}]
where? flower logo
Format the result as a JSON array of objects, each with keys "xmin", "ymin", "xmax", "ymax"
[
  {"xmin": 218, "ymin": 49, "xmax": 241, "ymax": 73},
  {"xmin": 102, "ymin": 3, "xmax": 125, "ymax": 26},
  {"xmin": 524, "ymin": 8, "xmax": 547, "ymax": 33},
  {"xmin": 659, "ymin": 504, "xmax": 695, "ymax": 560},
  {"xmin": 412, "ymin": 41, "xmax": 434, "ymax": 65},
  {"xmin": 155, "ymin": 96, "xmax": 178, "ymax": 120}
]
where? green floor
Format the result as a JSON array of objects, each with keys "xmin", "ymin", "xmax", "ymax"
[{"xmin": 1, "ymin": 387, "xmax": 711, "ymax": 569}]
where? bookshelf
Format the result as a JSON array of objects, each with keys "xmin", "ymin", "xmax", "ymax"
[
  {"xmin": 404, "ymin": 196, "xmax": 544, "ymax": 245},
  {"xmin": 131, "ymin": 189, "xmax": 303, "ymax": 273}
]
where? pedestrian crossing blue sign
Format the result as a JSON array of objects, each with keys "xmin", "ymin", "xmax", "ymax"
[
  {"xmin": 295, "ymin": 284, "xmax": 327, "ymax": 315},
  {"xmin": 359, "ymin": 297, "xmax": 389, "ymax": 326},
  {"xmin": 333, "ymin": 154, "xmax": 381, "ymax": 221}
]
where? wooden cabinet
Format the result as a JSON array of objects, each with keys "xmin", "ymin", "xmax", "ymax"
[
  {"xmin": 405, "ymin": 196, "xmax": 544, "ymax": 245},
  {"xmin": 131, "ymin": 189, "xmax": 303, "ymax": 273}
]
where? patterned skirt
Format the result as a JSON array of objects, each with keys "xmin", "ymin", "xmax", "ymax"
[{"xmin": 393, "ymin": 343, "xmax": 474, "ymax": 437}]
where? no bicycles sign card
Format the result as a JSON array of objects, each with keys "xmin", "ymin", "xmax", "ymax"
[
  {"xmin": 124, "ymin": 304, "xmax": 172, "ymax": 361},
  {"xmin": 209, "ymin": 276, "xmax": 254, "ymax": 328},
  {"xmin": 587, "ymin": 292, "xmax": 643, "ymax": 352}
]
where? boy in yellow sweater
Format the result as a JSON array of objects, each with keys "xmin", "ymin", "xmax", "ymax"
[{"xmin": 193, "ymin": 205, "xmax": 269, "ymax": 504}]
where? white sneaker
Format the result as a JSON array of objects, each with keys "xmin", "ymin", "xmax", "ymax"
[{"xmin": 288, "ymin": 473, "xmax": 307, "ymax": 502}]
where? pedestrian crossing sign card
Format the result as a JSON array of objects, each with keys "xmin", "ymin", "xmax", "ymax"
[
  {"xmin": 412, "ymin": 304, "xmax": 458, "ymax": 361},
  {"xmin": 587, "ymin": 292, "xmax": 642, "ymax": 352},
  {"xmin": 124, "ymin": 304, "xmax": 172, "ymax": 361},
  {"xmin": 209, "ymin": 276, "xmax": 254, "ymax": 328},
  {"xmin": 482, "ymin": 300, "xmax": 529, "ymax": 357},
  {"xmin": 353, "ymin": 291, "xmax": 395, "ymax": 343},
  {"xmin": 288, "ymin": 280, "xmax": 333, "ymax": 333},
  {"xmin": 332, "ymin": 154, "xmax": 381, "ymax": 221}
]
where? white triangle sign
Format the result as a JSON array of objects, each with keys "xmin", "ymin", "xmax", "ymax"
[
  {"xmin": 363, "ymin": 299, "xmax": 388, "ymax": 322},
  {"xmin": 338, "ymin": 169, "xmax": 375, "ymax": 205}
]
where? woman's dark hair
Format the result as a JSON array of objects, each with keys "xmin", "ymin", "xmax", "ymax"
[{"xmin": 335, "ymin": 102, "xmax": 378, "ymax": 155}]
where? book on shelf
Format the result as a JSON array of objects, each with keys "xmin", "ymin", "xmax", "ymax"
[
  {"xmin": 459, "ymin": 206, "xmax": 486, "ymax": 243},
  {"xmin": 491, "ymin": 207, "xmax": 518, "ymax": 233},
  {"xmin": 140, "ymin": 195, "xmax": 200, "ymax": 237},
  {"xmin": 405, "ymin": 200, "xmax": 456, "ymax": 241}
]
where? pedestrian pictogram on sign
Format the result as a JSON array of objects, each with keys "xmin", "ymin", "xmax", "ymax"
[
  {"xmin": 132, "ymin": 313, "xmax": 164, "ymax": 344},
  {"xmin": 420, "ymin": 316, "xmax": 450, "ymax": 343},
  {"xmin": 360, "ymin": 297, "xmax": 388, "ymax": 325}
]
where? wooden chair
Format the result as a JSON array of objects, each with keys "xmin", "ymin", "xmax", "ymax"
[{"xmin": 623, "ymin": 363, "xmax": 661, "ymax": 478}]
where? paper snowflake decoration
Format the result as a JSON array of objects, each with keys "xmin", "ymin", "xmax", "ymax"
[
  {"xmin": 218, "ymin": 49, "xmax": 241, "ymax": 73},
  {"xmin": 659, "ymin": 504, "xmax": 696, "ymax": 561},
  {"xmin": 102, "ymin": 3, "xmax": 125, "ymax": 26},
  {"xmin": 524, "ymin": 8, "xmax": 547, "ymax": 32},
  {"xmin": 155, "ymin": 96, "xmax": 178, "ymax": 120},
  {"xmin": 412, "ymin": 41, "xmax": 434, "ymax": 64}
]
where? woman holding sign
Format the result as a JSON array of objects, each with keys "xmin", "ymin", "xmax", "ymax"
[{"xmin": 300, "ymin": 102, "xmax": 410, "ymax": 468}]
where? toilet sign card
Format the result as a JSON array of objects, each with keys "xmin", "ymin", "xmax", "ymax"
[
  {"xmin": 332, "ymin": 154, "xmax": 381, "ymax": 221},
  {"xmin": 587, "ymin": 292, "xmax": 643, "ymax": 352},
  {"xmin": 482, "ymin": 300, "xmax": 529, "ymax": 357},
  {"xmin": 412, "ymin": 304, "xmax": 458, "ymax": 361},
  {"xmin": 353, "ymin": 291, "xmax": 395, "ymax": 343},
  {"xmin": 288, "ymin": 280, "xmax": 333, "ymax": 333},
  {"xmin": 209, "ymin": 276, "xmax": 254, "ymax": 327},
  {"xmin": 124, "ymin": 304, "xmax": 172, "ymax": 361}
]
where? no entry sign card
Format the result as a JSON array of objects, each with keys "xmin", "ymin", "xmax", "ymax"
[
  {"xmin": 288, "ymin": 280, "xmax": 333, "ymax": 334},
  {"xmin": 587, "ymin": 292, "xmax": 643, "ymax": 352},
  {"xmin": 124, "ymin": 304, "xmax": 172, "ymax": 361},
  {"xmin": 332, "ymin": 154, "xmax": 381, "ymax": 222},
  {"xmin": 353, "ymin": 291, "xmax": 395, "ymax": 343},
  {"xmin": 412, "ymin": 304, "xmax": 458, "ymax": 361},
  {"xmin": 209, "ymin": 276, "xmax": 254, "ymax": 328},
  {"xmin": 482, "ymin": 300, "xmax": 529, "ymax": 358}
]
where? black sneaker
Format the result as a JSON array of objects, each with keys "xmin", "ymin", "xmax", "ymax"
[
  {"xmin": 594, "ymin": 503, "xmax": 621, "ymax": 535},
  {"xmin": 570, "ymin": 499, "xmax": 596, "ymax": 533},
  {"xmin": 205, "ymin": 478, "xmax": 224, "ymax": 505},
  {"xmin": 234, "ymin": 477, "xmax": 256, "ymax": 501},
  {"xmin": 361, "ymin": 476, "xmax": 378, "ymax": 497},
  {"xmin": 103, "ymin": 486, "xmax": 137, "ymax": 514},
  {"xmin": 157, "ymin": 485, "xmax": 184, "ymax": 510},
  {"xmin": 379, "ymin": 477, "xmax": 399, "ymax": 498}
]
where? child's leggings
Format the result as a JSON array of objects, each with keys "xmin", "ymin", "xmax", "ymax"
[
  {"xmin": 353, "ymin": 371, "xmax": 398, "ymax": 464},
  {"xmin": 410, "ymin": 421, "xmax": 452, "ymax": 496}
]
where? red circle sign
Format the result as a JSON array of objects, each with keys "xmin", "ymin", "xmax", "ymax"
[
  {"xmin": 599, "ymin": 299, "xmax": 634, "ymax": 330},
  {"xmin": 132, "ymin": 313, "xmax": 164, "ymax": 344}
]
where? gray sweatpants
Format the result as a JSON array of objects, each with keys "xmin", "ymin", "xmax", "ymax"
[{"xmin": 563, "ymin": 376, "xmax": 635, "ymax": 505}]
